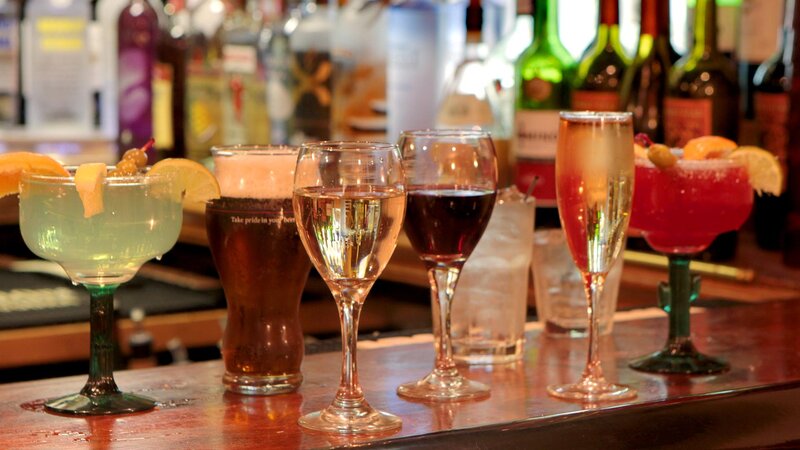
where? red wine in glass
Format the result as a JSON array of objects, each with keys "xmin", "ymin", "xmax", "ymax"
[{"xmin": 404, "ymin": 187, "xmax": 496, "ymax": 264}]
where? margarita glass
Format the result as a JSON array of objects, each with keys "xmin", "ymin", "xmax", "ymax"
[
  {"xmin": 628, "ymin": 155, "xmax": 753, "ymax": 374},
  {"xmin": 18, "ymin": 169, "xmax": 183, "ymax": 414}
]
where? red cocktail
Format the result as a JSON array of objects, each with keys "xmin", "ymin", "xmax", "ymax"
[
  {"xmin": 629, "ymin": 152, "xmax": 754, "ymax": 375},
  {"xmin": 631, "ymin": 158, "xmax": 753, "ymax": 254}
]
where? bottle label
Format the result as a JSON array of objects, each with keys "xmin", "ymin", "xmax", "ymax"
[
  {"xmin": 515, "ymin": 109, "xmax": 560, "ymax": 160},
  {"xmin": 754, "ymin": 92, "xmax": 789, "ymax": 162},
  {"xmin": 571, "ymin": 91, "xmax": 621, "ymax": 112},
  {"xmin": 737, "ymin": 0, "xmax": 782, "ymax": 62},
  {"xmin": 436, "ymin": 93, "xmax": 494, "ymax": 128},
  {"xmin": 152, "ymin": 62, "xmax": 174, "ymax": 150},
  {"xmin": 0, "ymin": 16, "xmax": 19, "ymax": 122},
  {"xmin": 664, "ymin": 97, "xmax": 713, "ymax": 147},
  {"xmin": 118, "ymin": 48, "xmax": 153, "ymax": 147},
  {"xmin": 223, "ymin": 45, "xmax": 257, "ymax": 74},
  {"xmin": 290, "ymin": 50, "xmax": 332, "ymax": 143},
  {"xmin": 29, "ymin": 17, "xmax": 90, "ymax": 126},
  {"xmin": 185, "ymin": 68, "xmax": 222, "ymax": 160}
]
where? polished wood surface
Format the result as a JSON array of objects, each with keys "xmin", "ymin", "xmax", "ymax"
[{"xmin": 2, "ymin": 300, "xmax": 800, "ymax": 448}]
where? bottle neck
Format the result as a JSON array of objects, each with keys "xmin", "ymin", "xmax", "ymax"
[
  {"xmin": 692, "ymin": 0, "xmax": 719, "ymax": 56},
  {"xmin": 640, "ymin": 0, "xmax": 671, "ymax": 38},
  {"xmin": 781, "ymin": 0, "xmax": 796, "ymax": 65},
  {"xmin": 599, "ymin": 0, "xmax": 618, "ymax": 25},
  {"xmin": 533, "ymin": 0, "xmax": 559, "ymax": 43}
]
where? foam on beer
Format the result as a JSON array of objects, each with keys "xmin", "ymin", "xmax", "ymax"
[{"xmin": 215, "ymin": 153, "xmax": 296, "ymax": 199}]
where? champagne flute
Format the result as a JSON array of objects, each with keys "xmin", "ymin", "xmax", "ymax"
[
  {"xmin": 549, "ymin": 111, "xmax": 636, "ymax": 402},
  {"xmin": 396, "ymin": 129, "xmax": 497, "ymax": 402},
  {"xmin": 293, "ymin": 141, "xmax": 406, "ymax": 434}
]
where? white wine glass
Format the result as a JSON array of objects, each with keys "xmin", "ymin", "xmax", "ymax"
[{"xmin": 293, "ymin": 141, "xmax": 406, "ymax": 434}]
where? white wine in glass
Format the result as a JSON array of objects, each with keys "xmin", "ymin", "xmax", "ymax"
[{"xmin": 293, "ymin": 142, "xmax": 406, "ymax": 434}]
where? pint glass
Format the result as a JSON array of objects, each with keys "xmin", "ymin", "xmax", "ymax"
[{"xmin": 206, "ymin": 146, "xmax": 310, "ymax": 395}]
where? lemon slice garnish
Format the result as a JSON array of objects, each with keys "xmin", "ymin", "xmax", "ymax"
[
  {"xmin": 727, "ymin": 146, "xmax": 784, "ymax": 196},
  {"xmin": 75, "ymin": 163, "xmax": 108, "ymax": 218},
  {"xmin": 148, "ymin": 158, "xmax": 221, "ymax": 212},
  {"xmin": 0, "ymin": 152, "xmax": 69, "ymax": 198}
]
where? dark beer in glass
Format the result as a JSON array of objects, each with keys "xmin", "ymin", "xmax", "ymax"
[{"xmin": 206, "ymin": 146, "xmax": 310, "ymax": 395}]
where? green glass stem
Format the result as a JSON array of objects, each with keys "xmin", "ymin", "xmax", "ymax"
[
  {"xmin": 662, "ymin": 255, "xmax": 698, "ymax": 345},
  {"xmin": 629, "ymin": 254, "xmax": 729, "ymax": 374},
  {"xmin": 81, "ymin": 284, "xmax": 121, "ymax": 398},
  {"xmin": 45, "ymin": 284, "xmax": 155, "ymax": 415}
]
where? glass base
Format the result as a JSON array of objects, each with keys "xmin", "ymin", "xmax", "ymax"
[
  {"xmin": 298, "ymin": 404, "xmax": 402, "ymax": 435},
  {"xmin": 453, "ymin": 338, "xmax": 524, "ymax": 365},
  {"xmin": 45, "ymin": 392, "xmax": 156, "ymax": 416},
  {"xmin": 547, "ymin": 377, "xmax": 637, "ymax": 403},
  {"xmin": 397, "ymin": 369, "xmax": 490, "ymax": 402},
  {"xmin": 223, "ymin": 372, "xmax": 302, "ymax": 396},
  {"xmin": 629, "ymin": 345, "xmax": 730, "ymax": 375}
]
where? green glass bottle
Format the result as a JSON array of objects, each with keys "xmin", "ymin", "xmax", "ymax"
[
  {"xmin": 665, "ymin": 0, "xmax": 739, "ymax": 148},
  {"xmin": 514, "ymin": 0, "xmax": 575, "ymax": 213},
  {"xmin": 572, "ymin": 0, "xmax": 630, "ymax": 112},
  {"xmin": 620, "ymin": 0, "xmax": 679, "ymax": 143}
]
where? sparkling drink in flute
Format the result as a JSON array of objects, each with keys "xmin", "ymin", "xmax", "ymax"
[{"xmin": 549, "ymin": 111, "xmax": 636, "ymax": 402}]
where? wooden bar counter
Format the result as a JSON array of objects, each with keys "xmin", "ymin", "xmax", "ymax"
[{"xmin": 3, "ymin": 300, "xmax": 800, "ymax": 448}]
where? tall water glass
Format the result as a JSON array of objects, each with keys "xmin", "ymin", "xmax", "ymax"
[
  {"xmin": 293, "ymin": 142, "xmax": 406, "ymax": 434},
  {"xmin": 549, "ymin": 112, "xmax": 637, "ymax": 402},
  {"xmin": 396, "ymin": 129, "xmax": 498, "ymax": 401},
  {"xmin": 206, "ymin": 146, "xmax": 311, "ymax": 395}
]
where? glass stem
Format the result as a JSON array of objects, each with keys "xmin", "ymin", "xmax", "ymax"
[
  {"xmin": 80, "ymin": 284, "xmax": 121, "ymax": 398},
  {"xmin": 666, "ymin": 254, "xmax": 693, "ymax": 342},
  {"xmin": 429, "ymin": 264, "xmax": 461, "ymax": 375},
  {"xmin": 333, "ymin": 290, "xmax": 365, "ymax": 409},
  {"xmin": 582, "ymin": 273, "xmax": 606, "ymax": 382}
]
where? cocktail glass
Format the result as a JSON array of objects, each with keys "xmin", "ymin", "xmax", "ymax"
[
  {"xmin": 293, "ymin": 142, "xmax": 405, "ymax": 434},
  {"xmin": 396, "ymin": 129, "xmax": 497, "ymax": 401},
  {"xmin": 549, "ymin": 111, "xmax": 636, "ymax": 403},
  {"xmin": 18, "ymin": 169, "xmax": 183, "ymax": 415},
  {"xmin": 629, "ymin": 155, "xmax": 753, "ymax": 374}
]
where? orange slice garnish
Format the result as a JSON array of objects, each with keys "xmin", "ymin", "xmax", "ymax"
[
  {"xmin": 683, "ymin": 136, "xmax": 737, "ymax": 160},
  {"xmin": 0, "ymin": 152, "xmax": 69, "ymax": 198},
  {"xmin": 75, "ymin": 163, "xmax": 108, "ymax": 218}
]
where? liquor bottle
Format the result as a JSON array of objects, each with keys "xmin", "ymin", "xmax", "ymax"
[
  {"xmin": 665, "ymin": 0, "xmax": 739, "ymax": 148},
  {"xmin": 666, "ymin": 0, "xmax": 740, "ymax": 261},
  {"xmin": 220, "ymin": 0, "xmax": 269, "ymax": 145},
  {"xmin": 118, "ymin": 0, "xmax": 159, "ymax": 160},
  {"xmin": 184, "ymin": 0, "xmax": 225, "ymax": 161},
  {"xmin": 23, "ymin": 0, "xmax": 93, "ymax": 130},
  {"xmin": 287, "ymin": 0, "xmax": 334, "ymax": 144},
  {"xmin": 484, "ymin": 0, "xmax": 532, "ymax": 188},
  {"xmin": 784, "ymin": 0, "xmax": 800, "ymax": 266},
  {"xmin": 572, "ymin": 0, "xmax": 629, "ymax": 112},
  {"xmin": 260, "ymin": 0, "xmax": 297, "ymax": 145},
  {"xmin": 386, "ymin": 0, "xmax": 467, "ymax": 142},
  {"xmin": 619, "ymin": 0, "xmax": 679, "ymax": 143},
  {"xmin": 153, "ymin": 0, "xmax": 190, "ymax": 159},
  {"xmin": 738, "ymin": 0, "xmax": 782, "ymax": 139},
  {"xmin": 331, "ymin": 0, "xmax": 386, "ymax": 141},
  {"xmin": 514, "ymin": 0, "xmax": 574, "ymax": 214},
  {"xmin": 754, "ymin": 0, "xmax": 793, "ymax": 250},
  {"xmin": 0, "ymin": 0, "xmax": 19, "ymax": 127},
  {"xmin": 687, "ymin": 0, "xmax": 741, "ymax": 59}
]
